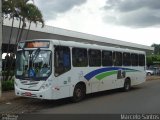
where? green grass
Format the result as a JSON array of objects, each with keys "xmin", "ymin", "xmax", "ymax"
[{"xmin": 2, "ymin": 79, "xmax": 14, "ymax": 91}]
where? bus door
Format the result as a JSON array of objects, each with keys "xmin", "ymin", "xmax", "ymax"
[{"xmin": 54, "ymin": 45, "xmax": 71, "ymax": 99}]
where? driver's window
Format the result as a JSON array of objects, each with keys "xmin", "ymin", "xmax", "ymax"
[{"xmin": 54, "ymin": 46, "xmax": 71, "ymax": 76}]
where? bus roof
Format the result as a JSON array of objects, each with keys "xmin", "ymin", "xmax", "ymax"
[{"xmin": 26, "ymin": 39, "xmax": 146, "ymax": 54}]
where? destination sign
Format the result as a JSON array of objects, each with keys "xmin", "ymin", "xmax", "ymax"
[{"xmin": 25, "ymin": 41, "xmax": 50, "ymax": 48}]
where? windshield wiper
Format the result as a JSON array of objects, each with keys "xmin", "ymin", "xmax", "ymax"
[
  {"xmin": 22, "ymin": 48, "xmax": 26, "ymax": 59},
  {"xmin": 32, "ymin": 48, "xmax": 41, "ymax": 62},
  {"xmin": 28, "ymin": 48, "xmax": 40, "ymax": 72}
]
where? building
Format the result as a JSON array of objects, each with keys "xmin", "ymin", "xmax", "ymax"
[{"xmin": 2, "ymin": 19, "xmax": 153, "ymax": 54}]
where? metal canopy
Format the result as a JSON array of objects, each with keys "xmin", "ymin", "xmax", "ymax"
[{"xmin": 3, "ymin": 19, "xmax": 154, "ymax": 53}]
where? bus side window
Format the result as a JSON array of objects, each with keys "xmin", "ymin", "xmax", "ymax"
[
  {"xmin": 54, "ymin": 46, "xmax": 71, "ymax": 76},
  {"xmin": 113, "ymin": 52, "xmax": 122, "ymax": 66},
  {"xmin": 139, "ymin": 54, "xmax": 145, "ymax": 66},
  {"xmin": 131, "ymin": 53, "xmax": 138, "ymax": 66},
  {"xmin": 88, "ymin": 49, "xmax": 101, "ymax": 67},
  {"xmin": 102, "ymin": 50, "xmax": 113, "ymax": 66},
  {"xmin": 123, "ymin": 52, "xmax": 131, "ymax": 66},
  {"xmin": 72, "ymin": 48, "xmax": 88, "ymax": 67}
]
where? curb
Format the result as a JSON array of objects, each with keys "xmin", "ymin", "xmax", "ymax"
[{"xmin": 146, "ymin": 76, "xmax": 160, "ymax": 81}]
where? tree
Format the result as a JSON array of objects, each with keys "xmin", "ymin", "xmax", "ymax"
[
  {"xmin": 2, "ymin": 0, "xmax": 20, "ymax": 52},
  {"xmin": 151, "ymin": 44, "xmax": 160, "ymax": 55},
  {"xmin": 17, "ymin": 0, "xmax": 44, "ymax": 42},
  {"xmin": 147, "ymin": 55, "xmax": 160, "ymax": 67},
  {"xmin": 2, "ymin": 0, "xmax": 44, "ymax": 47},
  {"xmin": 147, "ymin": 44, "xmax": 160, "ymax": 67},
  {"xmin": 2, "ymin": 0, "xmax": 44, "ymax": 81},
  {"xmin": 3, "ymin": 0, "xmax": 22, "ymax": 49},
  {"xmin": 26, "ymin": 3, "xmax": 44, "ymax": 39},
  {"xmin": 2, "ymin": 0, "xmax": 19, "ymax": 80},
  {"xmin": 9, "ymin": 2, "xmax": 44, "ymax": 81}
]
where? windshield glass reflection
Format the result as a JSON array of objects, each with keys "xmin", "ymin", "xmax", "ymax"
[{"xmin": 16, "ymin": 50, "xmax": 52, "ymax": 79}]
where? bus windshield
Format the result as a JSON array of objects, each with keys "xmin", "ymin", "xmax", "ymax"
[{"xmin": 15, "ymin": 50, "xmax": 52, "ymax": 80}]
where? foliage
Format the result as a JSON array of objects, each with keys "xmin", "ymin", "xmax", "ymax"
[
  {"xmin": 2, "ymin": 79, "xmax": 14, "ymax": 91},
  {"xmin": 26, "ymin": 3, "xmax": 44, "ymax": 27},
  {"xmin": 2, "ymin": 0, "xmax": 44, "ymax": 81},
  {"xmin": 2, "ymin": 54, "xmax": 15, "ymax": 81},
  {"xmin": 2, "ymin": 71, "xmax": 14, "ymax": 76},
  {"xmin": 16, "ymin": 0, "xmax": 44, "ymax": 41},
  {"xmin": 2, "ymin": 0, "xmax": 44, "ymax": 42},
  {"xmin": 151, "ymin": 44, "xmax": 160, "ymax": 55},
  {"xmin": 146, "ymin": 54, "xmax": 160, "ymax": 67},
  {"xmin": 2, "ymin": 0, "xmax": 18, "ymax": 18},
  {"xmin": 146, "ymin": 44, "xmax": 160, "ymax": 67}
]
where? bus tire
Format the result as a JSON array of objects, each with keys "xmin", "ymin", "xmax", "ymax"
[
  {"xmin": 72, "ymin": 83, "xmax": 86, "ymax": 102},
  {"xmin": 123, "ymin": 78, "xmax": 131, "ymax": 92},
  {"xmin": 147, "ymin": 72, "xmax": 151, "ymax": 76}
]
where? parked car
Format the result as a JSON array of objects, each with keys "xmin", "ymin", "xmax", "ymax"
[
  {"xmin": 152, "ymin": 67, "xmax": 160, "ymax": 75},
  {"xmin": 146, "ymin": 69, "xmax": 154, "ymax": 76}
]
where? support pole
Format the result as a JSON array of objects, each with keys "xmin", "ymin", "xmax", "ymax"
[{"xmin": 0, "ymin": 0, "xmax": 2, "ymax": 97}]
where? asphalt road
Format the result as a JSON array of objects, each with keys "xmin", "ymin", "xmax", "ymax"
[
  {"xmin": 36, "ymin": 80, "xmax": 160, "ymax": 114},
  {"xmin": 1, "ymin": 80, "xmax": 160, "ymax": 114}
]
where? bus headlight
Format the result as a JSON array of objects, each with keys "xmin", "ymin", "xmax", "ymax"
[
  {"xmin": 40, "ymin": 85, "xmax": 45, "ymax": 90},
  {"xmin": 40, "ymin": 83, "xmax": 51, "ymax": 90}
]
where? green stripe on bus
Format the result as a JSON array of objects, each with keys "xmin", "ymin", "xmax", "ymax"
[
  {"xmin": 126, "ymin": 70, "xmax": 138, "ymax": 72},
  {"xmin": 95, "ymin": 71, "xmax": 117, "ymax": 80},
  {"xmin": 95, "ymin": 70, "xmax": 139, "ymax": 80}
]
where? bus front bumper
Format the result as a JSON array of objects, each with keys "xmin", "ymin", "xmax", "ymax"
[{"xmin": 14, "ymin": 86, "xmax": 54, "ymax": 100}]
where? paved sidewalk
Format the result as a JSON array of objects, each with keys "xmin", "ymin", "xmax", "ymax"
[
  {"xmin": 146, "ymin": 75, "xmax": 160, "ymax": 81},
  {"xmin": 0, "ymin": 91, "xmax": 42, "ymax": 114},
  {"xmin": 0, "ymin": 91, "xmax": 56, "ymax": 114},
  {"xmin": 0, "ymin": 91, "xmax": 18, "ymax": 103}
]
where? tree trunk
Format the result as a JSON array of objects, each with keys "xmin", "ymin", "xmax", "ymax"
[
  {"xmin": 15, "ymin": 18, "xmax": 22, "ymax": 45},
  {"xmin": 11, "ymin": 18, "xmax": 22, "ymax": 55},
  {"xmin": 18, "ymin": 18, "xmax": 25, "ymax": 42},
  {"xmin": 3, "ymin": 18, "xmax": 14, "ymax": 81},
  {"xmin": 26, "ymin": 21, "xmax": 31, "ymax": 40},
  {"xmin": 6, "ymin": 18, "xmax": 14, "ymax": 55},
  {"xmin": 8, "ymin": 18, "xmax": 22, "ymax": 80}
]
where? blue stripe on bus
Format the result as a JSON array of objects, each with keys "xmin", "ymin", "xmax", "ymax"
[{"xmin": 84, "ymin": 67, "xmax": 136, "ymax": 81}]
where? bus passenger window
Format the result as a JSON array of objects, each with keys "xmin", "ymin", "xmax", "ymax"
[
  {"xmin": 102, "ymin": 51, "xmax": 112, "ymax": 66},
  {"xmin": 113, "ymin": 52, "xmax": 122, "ymax": 66},
  {"xmin": 131, "ymin": 54, "xmax": 138, "ymax": 66},
  {"xmin": 72, "ymin": 48, "xmax": 88, "ymax": 67},
  {"xmin": 54, "ymin": 46, "xmax": 71, "ymax": 76},
  {"xmin": 139, "ymin": 54, "xmax": 145, "ymax": 66},
  {"xmin": 88, "ymin": 49, "xmax": 101, "ymax": 67},
  {"xmin": 123, "ymin": 52, "xmax": 131, "ymax": 66}
]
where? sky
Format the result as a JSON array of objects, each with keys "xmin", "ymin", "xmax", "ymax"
[{"xmin": 34, "ymin": 0, "xmax": 160, "ymax": 46}]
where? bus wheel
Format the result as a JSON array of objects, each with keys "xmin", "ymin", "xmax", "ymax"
[
  {"xmin": 123, "ymin": 79, "xmax": 131, "ymax": 92},
  {"xmin": 72, "ymin": 84, "xmax": 86, "ymax": 102},
  {"xmin": 147, "ymin": 72, "xmax": 151, "ymax": 76}
]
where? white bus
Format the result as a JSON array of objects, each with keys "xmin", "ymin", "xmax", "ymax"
[{"xmin": 15, "ymin": 39, "xmax": 146, "ymax": 102}]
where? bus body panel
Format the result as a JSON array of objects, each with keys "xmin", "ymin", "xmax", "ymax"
[{"xmin": 15, "ymin": 39, "xmax": 146, "ymax": 100}]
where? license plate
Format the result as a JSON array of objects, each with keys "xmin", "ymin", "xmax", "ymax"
[{"xmin": 25, "ymin": 92, "xmax": 32, "ymax": 96}]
